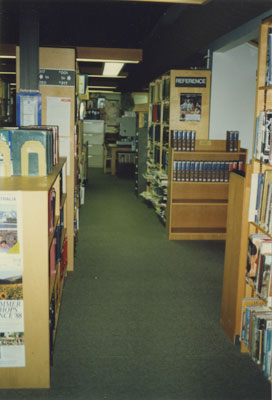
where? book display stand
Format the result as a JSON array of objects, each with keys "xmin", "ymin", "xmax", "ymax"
[{"xmin": 167, "ymin": 139, "xmax": 247, "ymax": 240}]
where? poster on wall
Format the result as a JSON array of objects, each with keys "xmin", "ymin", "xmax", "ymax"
[
  {"xmin": 16, "ymin": 93, "xmax": 42, "ymax": 127},
  {"xmin": 180, "ymin": 93, "xmax": 202, "ymax": 122},
  {"xmin": 0, "ymin": 193, "xmax": 25, "ymax": 367},
  {"xmin": 46, "ymin": 96, "xmax": 71, "ymax": 137},
  {"xmin": 0, "ymin": 332, "xmax": 25, "ymax": 367},
  {"xmin": 0, "ymin": 298, "xmax": 25, "ymax": 367},
  {"xmin": 0, "ymin": 192, "xmax": 23, "ymax": 270}
]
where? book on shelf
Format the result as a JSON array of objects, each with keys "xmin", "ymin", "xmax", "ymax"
[
  {"xmin": 246, "ymin": 234, "xmax": 272, "ymax": 279},
  {"xmin": 244, "ymin": 305, "xmax": 269, "ymax": 348},
  {"xmin": 171, "ymin": 130, "xmax": 196, "ymax": 152},
  {"xmin": 22, "ymin": 125, "xmax": 59, "ymax": 166},
  {"xmin": 254, "ymin": 110, "xmax": 272, "ymax": 164},
  {"xmin": 172, "ymin": 159, "xmax": 242, "ymax": 183},
  {"xmin": 8, "ymin": 128, "xmax": 55, "ymax": 176},
  {"xmin": 162, "ymin": 77, "xmax": 170, "ymax": 100},
  {"xmin": 266, "ymin": 27, "xmax": 272, "ymax": 87},
  {"xmin": 248, "ymin": 173, "xmax": 265, "ymax": 225},
  {"xmin": 226, "ymin": 131, "xmax": 239, "ymax": 152},
  {"xmin": 248, "ymin": 171, "xmax": 272, "ymax": 232},
  {"xmin": 60, "ymin": 236, "xmax": 68, "ymax": 280},
  {"xmin": 259, "ymin": 170, "xmax": 272, "ymax": 229},
  {"xmin": 241, "ymin": 302, "xmax": 272, "ymax": 378},
  {"xmin": 49, "ymin": 292, "xmax": 55, "ymax": 366},
  {"xmin": 255, "ymin": 253, "xmax": 272, "ymax": 303},
  {"xmin": 49, "ymin": 237, "xmax": 57, "ymax": 277},
  {"xmin": 240, "ymin": 298, "xmax": 266, "ymax": 341},
  {"xmin": 48, "ymin": 187, "xmax": 56, "ymax": 235}
]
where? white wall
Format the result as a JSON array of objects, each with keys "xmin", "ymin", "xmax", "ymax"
[{"xmin": 209, "ymin": 42, "xmax": 258, "ymax": 162}]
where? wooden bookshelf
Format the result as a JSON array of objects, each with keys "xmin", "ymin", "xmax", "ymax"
[
  {"xmin": 221, "ymin": 166, "xmax": 252, "ymax": 343},
  {"xmin": 144, "ymin": 69, "xmax": 213, "ymax": 224},
  {"xmin": 167, "ymin": 140, "xmax": 247, "ymax": 240},
  {"xmin": 16, "ymin": 46, "xmax": 76, "ymax": 272},
  {"xmin": 0, "ymin": 158, "xmax": 68, "ymax": 388},
  {"xmin": 220, "ymin": 16, "xmax": 272, "ymax": 380}
]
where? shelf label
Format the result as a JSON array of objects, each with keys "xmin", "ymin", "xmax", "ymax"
[
  {"xmin": 39, "ymin": 68, "xmax": 75, "ymax": 87},
  {"xmin": 199, "ymin": 140, "xmax": 212, "ymax": 146},
  {"xmin": 175, "ymin": 77, "xmax": 206, "ymax": 88}
]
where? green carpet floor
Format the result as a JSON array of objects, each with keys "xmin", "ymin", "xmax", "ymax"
[{"xmin": 1, "ymin": 168, "xmax": 271, "ymax": 399}]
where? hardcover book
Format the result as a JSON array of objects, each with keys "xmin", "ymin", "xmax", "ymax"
[{"xmin": 11, "ymin": 129, "xmax": 53, "ymax": 176}]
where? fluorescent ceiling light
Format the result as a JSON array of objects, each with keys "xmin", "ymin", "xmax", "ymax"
[
  {"xmin": 88, "ymin": 74, "xmax": 127, "ymax": 79},
  {"xmin": 103, "ymin": 63, "xmax": 124, "ymax": 76},
  {"xmin": 0, "ymin": 72, "xmax": 16, "ymax": 75},
  {"xmin": 88, "ymin": 86, "xmax": 117, "ymax": 89},
  {"xmin": 76, "ymin": 58, "xmax": 138, "ymax": 64},
  {"xmin": 0, "ymin": 55, "xmax": 16, "ymax": 59}
]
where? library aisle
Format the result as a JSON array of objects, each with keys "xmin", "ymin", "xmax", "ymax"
[{"xmin": 1, "ymin": 169, "xmax": 271, "ymax": 400}]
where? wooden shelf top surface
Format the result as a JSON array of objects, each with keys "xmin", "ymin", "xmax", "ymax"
[
  {"xmin": 0, "ymin": 158, "xmax": 66, "ymax": 192},
  {"xmin": 172, "ymin": 199, "xmax": 228, "ymax": 205},
  {"xmin": 171, "ymin": 227, "xmax": 226, "ymax": 234}
]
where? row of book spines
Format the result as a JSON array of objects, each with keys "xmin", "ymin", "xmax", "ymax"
[
  {"xmin": 248, "ymin": 172, "xmax": 272, "ymax": 231},
  {"xmin": 173, "ymin": 160, "xmax": 244, "ymax": 182},
  {"xmin": 246, "ymin": 234, "xmax": 272, "ymax": 298},
  {"xmin": 49, "ymin": 214, "xmax": 66, "ymax": 277},
  {"xmin": 266, "ymin": 28, "xmax": 272, "ymax": 86},
  {"xmin": 49, "ymin": 184, "xmax": 65, "ymax": 236},
  {"xmin": 254, "ymin": 110, "xmax": 272, "ymax": 163},
  {"xmin": 162, "ymin": 150, "xmax": 168, "ymax": 173},
  {"xmin": 150, "ymin": 103, "xmax": 169, "ymax": 123},
  {"xmin": 149, "ymin": 125, "xmax": 169, "ymax": 141},
  {"xmin": 49, "ymin": 237, "xmax": 67, "ymax": 365},
  {"xmin": 172, "ymin": 130, "xmax": 196, "ymax": 151},
  {"xmin": 241, "ymin": 304, "xmax": 272, "ymax": 379},
  {"xmin": 226, "ymin": 130, "xmax": 239, "ymax": 152},
  {"xmin": 150, "ymin": 78, "xmax": 170, "ymax": 103}
]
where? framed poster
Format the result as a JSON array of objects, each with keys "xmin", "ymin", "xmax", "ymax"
[
  {"xmin": 16, "ymin": 93, "xmax": 41, "ymax": 127},
  {"xmin": 180, "ymin": 93, "xmax": 202, "ymax": 122}
]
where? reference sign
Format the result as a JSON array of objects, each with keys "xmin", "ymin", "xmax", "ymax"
[{"xmin": 175, "ymin": 77, "xmax": 207, "ymax": 88}]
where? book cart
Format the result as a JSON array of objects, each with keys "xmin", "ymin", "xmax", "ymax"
[
  {"xmin": 222, "ymin": 16, "xmax": 272, "ymax": 381},
  {"xmin": 0, "ymin": 158, "xmax": 68, "ymax": 388}
]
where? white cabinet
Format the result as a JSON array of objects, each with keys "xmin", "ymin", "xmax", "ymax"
[{"xmin": 83, "ymin": 120, "xmax": 104, "ymax": 167}]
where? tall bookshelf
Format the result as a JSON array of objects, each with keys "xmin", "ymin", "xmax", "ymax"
[
  {"xmin": 16, "ymin": 46, "xmax": 76, "ymax": 272},
  {"xmin": 141, "ymin": 73, "xmax": 170, "ymax": 223},
  {"xmin": 222, "ymin": 16, "xmax": 272, "ymax": 379},
  {"xmin": 242, "ymin": 15, "xmax": 272, "ymax": 343},
  {"xmin": 0, "ymin": 159, "xmax": 68, "ymax": 388},
  {"xmin": 165, "ymin": 69, "xmax": 248, "ymax": 240}
]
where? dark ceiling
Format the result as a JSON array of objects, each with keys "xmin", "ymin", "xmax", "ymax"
[{"xmin": 0, "ymin": 0, "xmax": 272, "ymax": 92}]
